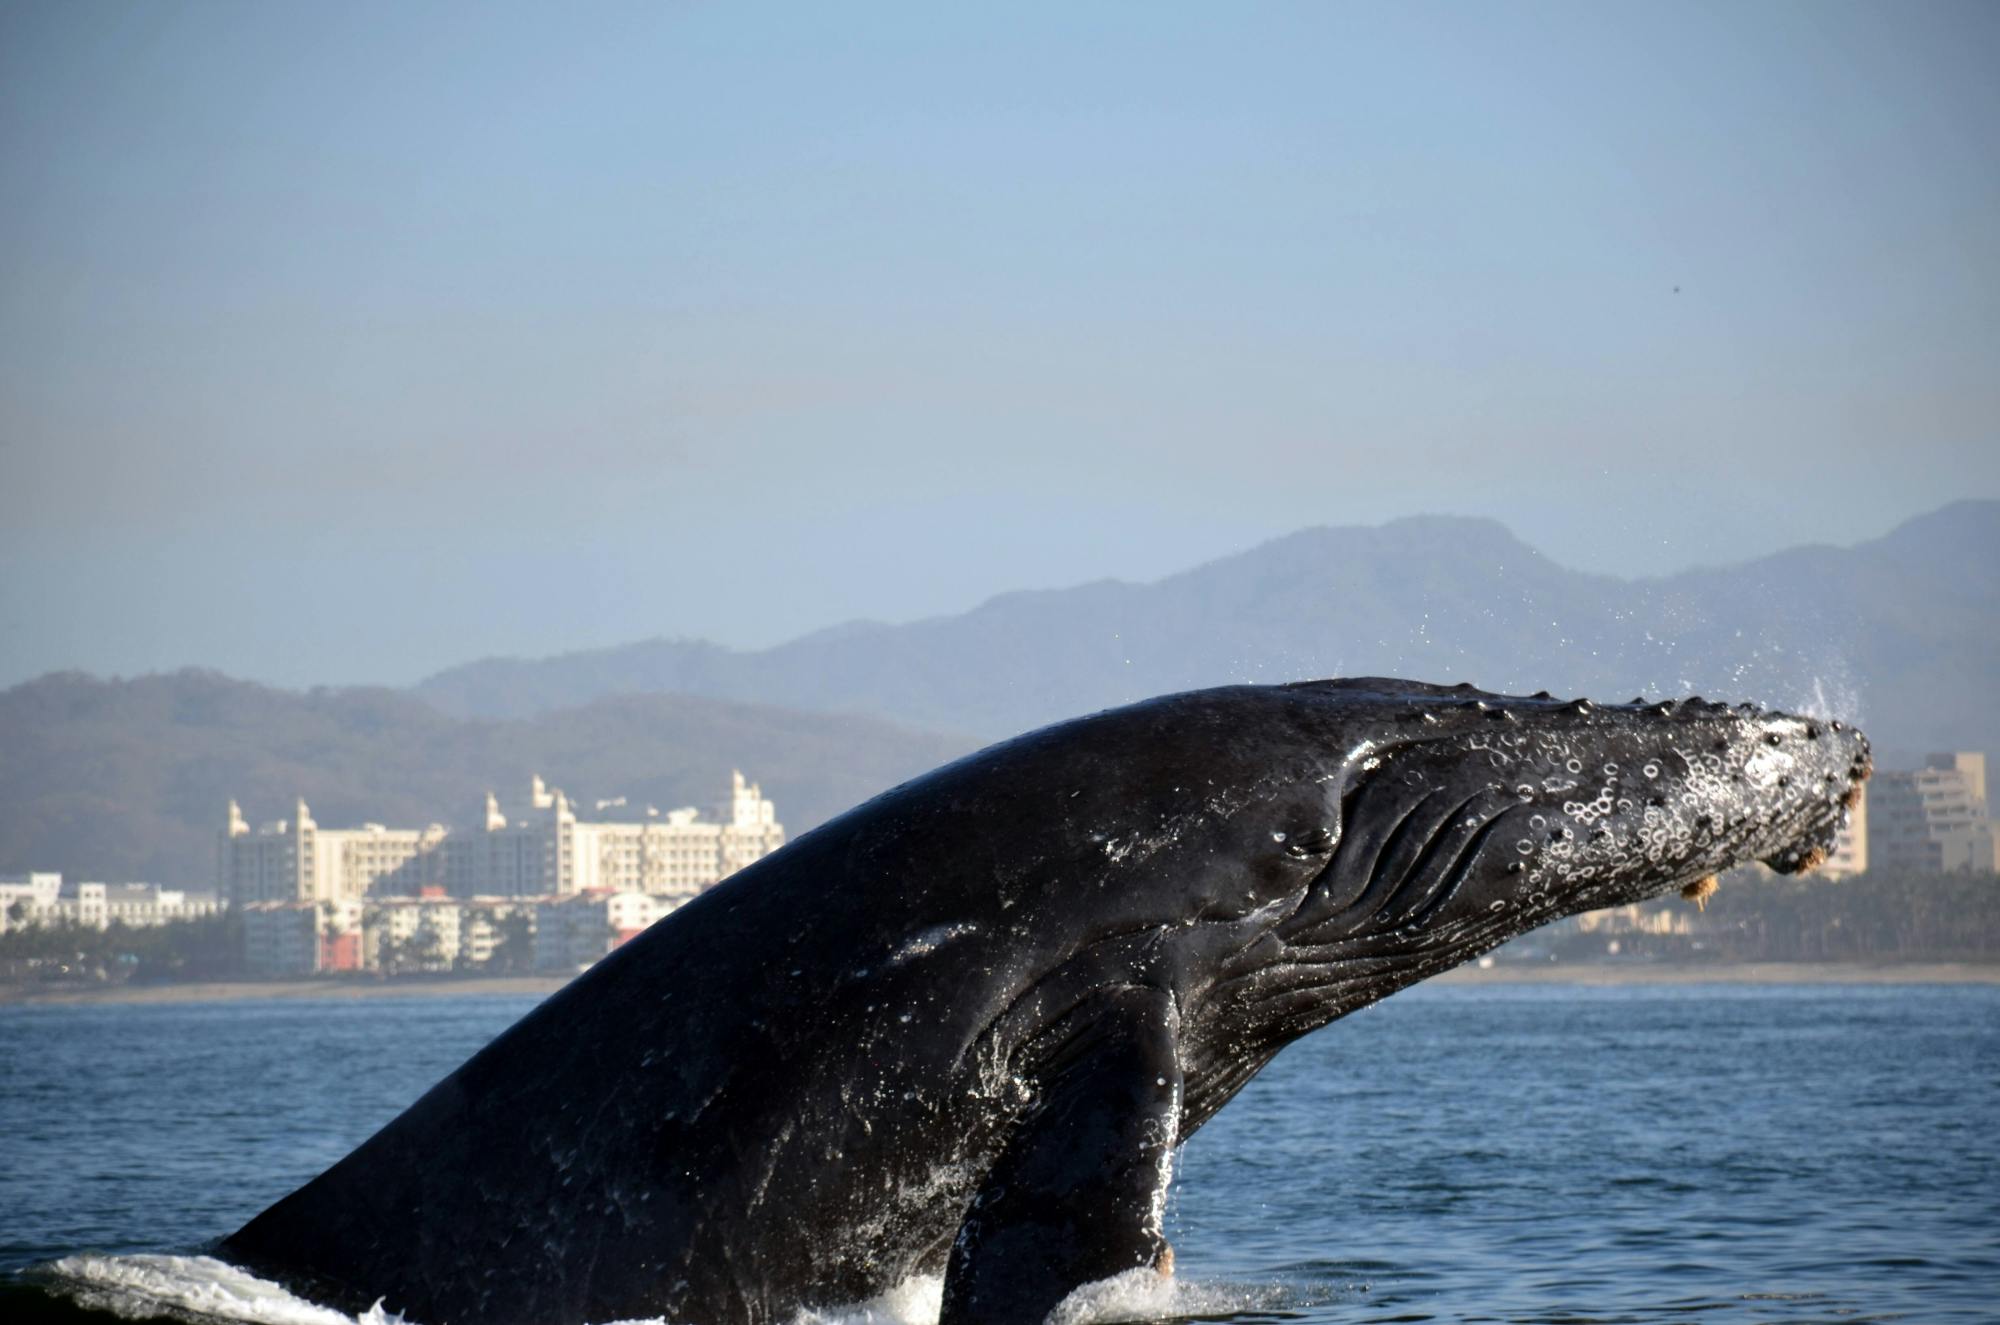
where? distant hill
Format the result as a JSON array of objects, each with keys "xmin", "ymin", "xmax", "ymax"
[
  {"xmin": 11, "ymin": 503, "xmax": 1993, "ymax": 886},
  {"xmin": 0, "ymin": 672, "xmax": 971, "ymax": 888},
  {"xmin": 415, "ymin": 501, "xmax": 2000, "ymax": 762}
]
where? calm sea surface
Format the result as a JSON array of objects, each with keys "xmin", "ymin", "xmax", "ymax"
[{"xmin": 2, "ymin": 984, "xmax": 1995, "ymax": 1323}]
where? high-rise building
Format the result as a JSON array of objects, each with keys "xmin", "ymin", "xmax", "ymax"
[
  {"xmin": 1820, "ymin": 782, "xmax": 1868, "ymax": 878},
  {"xmin": 1867, "ymin": 753, "xmax": 1998, "ymax": 874},
  {"xmin": 218, "ymin": 800, "xmax": 447, "ymax": 904},
  {"xmin": 219, "ymin": 773, "xmax": 784, "ymax": 905},
  {"xmin": 438, "ymin": 772, "xmax": 784, "ymax": 899}
]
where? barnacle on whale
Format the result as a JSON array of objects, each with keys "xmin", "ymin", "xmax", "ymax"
[{"xmin": 1681, "ymin": 875, "xmax": 1719, "ymax": 910}]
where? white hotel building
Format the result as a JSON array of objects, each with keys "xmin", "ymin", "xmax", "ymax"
[
  {"xmin": 442, "ymin": 773, "xmax": 785, "ymax": 901},
  {"xmin": 219, "ymin": 772, "xmax": 783, "ymax": 906},
  {"xmin": 0, "ymin": 873, "xmax": 221, "ymax": 935},
  {"xmin": 221, "ymin": 773, "xmax": 784, "ymax": 975}
]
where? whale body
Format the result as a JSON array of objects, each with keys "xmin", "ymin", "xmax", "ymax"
[{"xmin": 221, "ymin": 679, "xmax": 1869, "ymax": 1325}]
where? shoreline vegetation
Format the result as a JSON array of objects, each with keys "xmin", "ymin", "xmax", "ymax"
[{"xmin": 4, "ymin": 961, "xmax": 1998, "ymax": 1007}]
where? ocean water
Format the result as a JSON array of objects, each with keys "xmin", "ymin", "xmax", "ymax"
[{"xmin": 2, "ymin": 984, "xmax": 1995, "ymax": 1323}]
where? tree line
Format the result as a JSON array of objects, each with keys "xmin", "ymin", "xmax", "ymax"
[{"xmin": 0, "ymin": 911, "xmax": 244, "ymax": 984}]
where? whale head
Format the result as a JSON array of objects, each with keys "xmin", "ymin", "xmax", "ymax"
[
  {"xmin": 1269, "ymin": 678, "xmax": 1871, "ymax": 945},
  {"xmin": 967, "ymin": 679, "xmax": 1869, "ymax": 1117}
]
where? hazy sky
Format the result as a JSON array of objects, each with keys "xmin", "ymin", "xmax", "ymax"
[{"xmin": 2, "ymin": 1, "xmax": 1995, "ymax": 689}]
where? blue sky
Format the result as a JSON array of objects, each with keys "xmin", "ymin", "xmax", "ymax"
[{"xmin": 2, "ymin": 1, "xmax": 1994, "ymax": 687}]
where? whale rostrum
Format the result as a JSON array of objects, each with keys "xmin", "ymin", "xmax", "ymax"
[{"xmin": 220, "ymin": 679, "xmax": 1870, "ymax": 1325}]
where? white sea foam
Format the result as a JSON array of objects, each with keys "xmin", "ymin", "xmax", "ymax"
[
  {"xmin": 784, "ymin": 1268, "xmax": 1319, "ymax": 1325},
  {"xmin": 37, "ymin": 1254, "xmax": 1325, "ymax": 1325},
  {"xmin": 1044, "ymin": 1267, "xmax": 1176, "ymax": 1325},
  {"xmin": 783, "ymin": 1272, "xmax": 945, "ymax": 1325},
  {"xmin": 43, "ymin": 1253, "xmax": 404, "ymax": 1324},
  {"xmin": 1045, "ymin": 1268, "xmax": 1317, "ymax": 1324}
]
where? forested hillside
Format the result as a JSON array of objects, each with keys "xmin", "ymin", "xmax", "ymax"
[{"xmin": 0, "ymin": 671, "xmax": 971, "ymax": 887}]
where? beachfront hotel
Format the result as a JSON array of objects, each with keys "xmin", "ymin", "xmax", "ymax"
[
  {"xmin": 219, "ymin": 772, "xmax": 784, "ymax": 906},
  {"xmin": 0, "ymin": 874, "xmax": 221, "ymax": 935},
  {"xmin": 1867, "ymin": 753, "xmax": 2000, "ymax": 874},
  {"xmin": 220, "ymin": 772, "xmax": 786, "ymax": 976}
]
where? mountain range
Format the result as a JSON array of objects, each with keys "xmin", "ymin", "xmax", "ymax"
[
  {"xmin": 418, "ymin": 500, "xmax": 1997, "ymax": 754},
  {"xmin": 4, "ymin": 500, "xmax": 1993, "ymax": 888}
]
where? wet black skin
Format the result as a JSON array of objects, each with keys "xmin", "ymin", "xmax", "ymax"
[{"xmin": 220, "ymin": 679, "xmax": 1869, "ymax": 1325}]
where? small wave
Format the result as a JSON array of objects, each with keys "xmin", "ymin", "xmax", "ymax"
[
  {"xmin": 1052, "ymin": 1268, "xmax": 1339, "ymax": 1324},
  {"xmin": 35, "ymin": 1255, "xmax": 402, "ymax": 1325},
  {"xmin": 30, "ymin": 1256, "xmax": 1336, "ymax": 1325},
  {"xmin": 1048, "ymin": 1269, "xmax": 1184, "ymax": 1325},
  {"xmin": 789, "ymin": 1269, "xmax": 1334, "ymax": 1325},
  {"xmin": 783, "ymin": 1274, "xmax": 943, "ymax": 1325}
]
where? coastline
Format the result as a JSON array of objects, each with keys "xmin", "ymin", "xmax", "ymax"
[
  {"xmin": 4, "ymin": 962, "xmax": 1999, "ymax": 1007},
  {"xmin": 1432, "ymin": 960, "xmax": 2000, "ymax": 986},
  {"xmin": 0, "ymin": 975, "xmax": 575, "ymax": 1007}
]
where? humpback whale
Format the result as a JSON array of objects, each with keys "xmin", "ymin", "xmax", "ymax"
[{"xmin": 221, "ymin": 679, "xmax": 1869, "ymax": 1325}]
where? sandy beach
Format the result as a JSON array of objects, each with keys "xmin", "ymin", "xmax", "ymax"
[
  {"xmin": 0, "ymin": 975, "xmax": 575, "ymax": 1007},
  {"xmin": 4, "ymin": 962, "xmax": 1998, "ymax": 1006}
]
